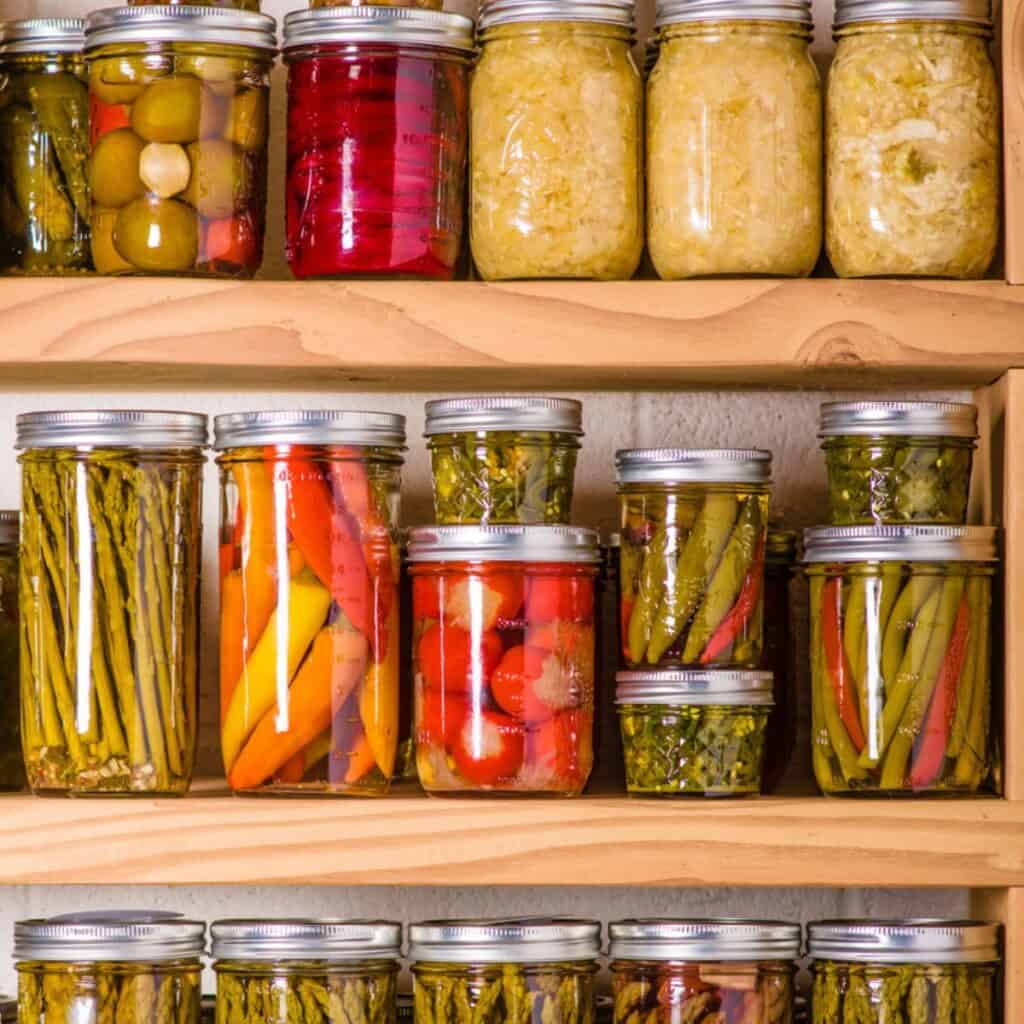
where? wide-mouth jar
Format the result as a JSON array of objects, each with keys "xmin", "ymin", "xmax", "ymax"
[
  {"xmin": 425, "ymin": 397, "xmax": 583, "ymax": 525},
  {"xmin": 762, "ymin": 527, "xmax": 798, "ymax": 792},
  {"xmin": 616, "ymin": 448, "xmax": 772, "ymax": 668},
  {"xmin": 0, "ymin": 511, "xmax": 22, "ymax": 791},
  {"xmin": 215, "ymin": 410, "xmax": 406, "ymax": 795},
  {"xmin": 804, "ymin": 525, "xmax": 997, "ymax": 796},
  {"xmin": 17, "ymin": 410, "xmax": 207, "ymax": 795},
  {"xmin": 820, "ymin": 401, "xmax": 978, "ymax": 525}
]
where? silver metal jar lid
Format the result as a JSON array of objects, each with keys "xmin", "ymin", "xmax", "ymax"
[
  {"xmin": 657, "ymin": 0, "xmax": 813, "ymax": 29},
  {"xmin": 803, "ymin": 526, "xmax": 998, "ymax": 564},
  {"xmin": 15, "ymin": 912, "xmax": 205, "ymax": 963},
  {"xmin": 616, "ymin": 670, "xmax": 774, "ymax": 707},
  {"xmin": 819, "ymin": 400, "xmax": 978, "ymax": 438},
  {"xmin": 407, "ymin": 525, "xmax": 601, "ymax": 564},
  {"xmin": 609, "ymin": 919, "xmax": 801, "ymax": 961},
  {"xmin": 85, "ymin": 6, "xmax": 278, "ymax": 52},
  {"xmin": 213, "ymin": 410, "xmax": 406, "ymax": 450},
  {"xmin": 615, "ymin": 448, "xmax": 772, "ymax": 485},
  {"xmin": 211, "ymin": 920, "xmax": 402, "ymax": 961},
  {"xmin": 0, "ymin": 18, "xmax": 84, "ymax": 54},
  {"xmin": 479, "ymin": 0, "xmax": 634, "ymax": 30},
  {"xmin": 807, "ymin": 920, "xmax": 1000, "ymax": 964},
  {"xmin": 408, "ymin": 918, "xmax": 601, "ymax": 964},
  {"xmin": 16, "ymin": 410, "xmax": 208, "ymax": 449},
  {"xmin": 834, "ymin": 0, "xmax": 992, "ymax": 28},
  {"xmin": 424, "ymin": 396, "xmax": 583, "ymax": 437},
  {"xmin": 0, "ymin": 511, "xmax": 17, "ymax": 546},
  {"xmin": 283, "ymin": 7, "xmax": 474, "ymax": 52}
]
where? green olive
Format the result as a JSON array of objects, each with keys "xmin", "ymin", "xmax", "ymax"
[
  {"xmin": 91, "ymin": 207, "xmax": 133, "ymax": 274},
  {"xmin": 174, "ymin": 55, "xmax": 245, "ymax": 97},
  {"xmin": 88, "ymin": 129, "xmax": 146, "ymax": 208},
  {"xmin": 113, "ymin": 196, "xmax": 198, "ymax": 272},
  {"xmin": 181, "ymin": 139, "xmax": 251, "ymax": 218},
  {"xmin": 225, "ymin": 88, "xmax": 267, "ymax": 151},
  {"xmin": 131, "ymin": 75, "xmax": 206, "ymax": 143}
]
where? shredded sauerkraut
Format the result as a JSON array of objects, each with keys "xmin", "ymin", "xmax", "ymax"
[
  {"xmin": 470, "ymin": 23, "xmax": 643, "ymax": 281},
  {"xmin": 826, "ymin": 24, "xmax": 999, "ymax": 279},
  {"xmin": 647, "ymin": 23, "xmax": 822, "ymax": 279}
]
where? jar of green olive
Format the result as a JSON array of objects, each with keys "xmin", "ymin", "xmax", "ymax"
[
  {"xmin": 0, "ymin": 511, "xmax": 22, "ymax": 791},
  {"xmin": 808, "ymin": 919, "xmax": 999, "ymax": 1024},
  {"xmin": 820, "ymin": 401, "xmax": 978, "ymax": 525}
]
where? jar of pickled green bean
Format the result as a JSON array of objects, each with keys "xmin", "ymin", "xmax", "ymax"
[
  {"xmin": 0, "ymin": 512, "xmax": 22, "ymax": 790},
  {"xmin": 805, "ymin": 526, "xmax": 996, "ymax": 796}
]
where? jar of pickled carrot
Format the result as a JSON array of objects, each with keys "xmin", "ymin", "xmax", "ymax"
[{"xmin": 214, "ymin": 410, "xmax": 406, "ymax": 795}]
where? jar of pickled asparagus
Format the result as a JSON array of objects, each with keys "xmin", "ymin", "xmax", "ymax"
[
  {"xmin": 215, "ymin": 411, "xmax": 405, "ymax": 795},
  {"xmin": 609, "ymin": 919, "xmax": 800, "ymax": 1022},
  {"xmin": 410, "ymin": 918, "xmax": 600, "ymax": 1024},
  {"xmin": 761, "ymin": 527, "xmax": 797, "ymax": 792},
  {"xmin": 0, "ymin": 19, "xmax": 90, "ymax": 274},
  {"xmin": 616, "ymin": 448, "xmax": 772, "ymax": 668},
  {"xmin": 425, "ymin": 398, "xmax": 583, "ymax": 525},
  {"xmin": 820, "ymin": 401, "xmax": 978, "ymax": 526},
  {"xmin": 808, "ymin": 919, "xmax": 999, "ymax": 1024},
  {"xmin": 17, "ymin": 411, "xmax": 206, "ymax": 795},
  {"xmin": 0, "ymin": 512, "xmax": 22, "ymax": 790},
  {"xmin": 805, "ymin": 526, "xmax": 996, "ymax": 796},
  {"xmin": 827, "ymin": 1, "xmax": 999, "ymax": 279},
  {"xmin": 408, "ymin": 526, "xmax": 599, "ymax": 795},
  {"xmin": 84, "ymin": 6, "xmax": 275, "ymax": 277}
]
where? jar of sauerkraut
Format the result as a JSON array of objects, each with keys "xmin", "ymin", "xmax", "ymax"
[
  {"xmin": 470, "ymin": 0, "xmax": 643, "ymax": 281},
  {"xmin": 827, "ymin": 0, "xmax": 1000, "ymax": 279},
  {"xmin": 647, "ymin": 0, "xmax": 822, "ymax": 279}
]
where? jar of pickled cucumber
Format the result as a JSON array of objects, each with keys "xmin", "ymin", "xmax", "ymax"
[
  {"xmin": 820, "ymin": 401, "xmax": 978, "ymax": 525},
  {"xmin": 827, "ymin": 1, "xmax": 999, "ymax": 279},
  {"xmin": 17, "ymin": 410, "xmax": 207, "ymax": 795},
  {"xmin": 84, "ymin": 6, "xmax": 276, "ymax": 277},
  {"xmin": 762, "ymin": 527, "xmax": 797, "ymax": 792},
  {"xmin": 0, "ymin": 512, "xmax": 22, "ymax": 791},
  {"xmin": 616, "ymin": 448, "xmax": 772, "ymax": 668},
  {"xmin": 609, "ymin": 919, "xmax": 800, "ymax": 1022},
  {"xmin": 805, "ymin": 526, "xmax": 996, "ymax": 796},
  {"xmin": 425, "ymin": 397, "xmax": 583, "ymax": 525},
  {"xmin": 0, "ymin": 19, "xmax": 90, "ymax": 275},
  {"xmin": 410, "ymin": 918, "xmax": 600, "ymax": 1024},
  {"xmin": 808, "ymin": 919, "xmax": 999, "ymax": 1023}
]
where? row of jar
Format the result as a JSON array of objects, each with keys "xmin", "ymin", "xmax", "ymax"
[{"xmin": 0, "ymin": 0, "xmax": 1001, "ymax": 282}]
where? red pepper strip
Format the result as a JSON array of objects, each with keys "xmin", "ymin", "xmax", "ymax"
[
  {"xmin": 822, "ymin": 576, "xmax": 867, "ymax": 752},
  {"xmin": 699, "ymin": 537, "xmax": 766, "ymax": 664},
  {"xmin": 909, "ymin": 593, "xmax": 970, "ymax": 789}
]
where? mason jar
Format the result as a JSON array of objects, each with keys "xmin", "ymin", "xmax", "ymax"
[
  {"xmin": 215, "ymin": 411, "xmax": 406, "ymax": 795},
  {"xmin": 0, "ymin": 511, "xmax": 22, "ymax": 791},
  {"xmin": 17, "ymin": 411, "xmax": 206, "ymax": 795},
  {"xmin": 762, "ymin": 527, "xmax": 797, "ymax": 792}
]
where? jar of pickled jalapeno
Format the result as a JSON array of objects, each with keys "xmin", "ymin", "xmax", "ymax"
[
  {"xmin": 616, "ymin": 448, "xmax": 772, "ymax": 668},
  {"xmin": 805, "ymin": 526, "xmax": 996, "ymax": 796},
  {"xmin": 84, "ymin": 6, "xmax": 275, "ymax": 277},
  {"xmin": 0, "ymin": 19, "xmax": 90, "ymax": 275},
  {"xmin": 808, "ymin": 919, "xmax": 1000, "ymax": 1024},
  {"xmin": 215, "ymin": 411, "xmax": 405, "ymax": 795},
  {"xmin": 425, "ymin": 398, "xmax": 583, "ymax": 526},
  {"xmin": 0, "ymin": 512, "xmax": 22, "ymax": 791},
  {"xmin": 17, "ymin": 410, "xmax": 207, "ymax": 795},
  {"xmin": 410, "ymin": 918, "xmax": 600, "ymax": 1024},
  {"xmin": 761, "ymin": 527, "xmax": 797, "ymax": 792},
  {"xmin": 820, "ymin": 401, "xmax": 978, "ymax": 526}
]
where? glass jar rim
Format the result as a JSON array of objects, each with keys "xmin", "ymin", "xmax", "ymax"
[
  {"xmin": 478, "ymin": 0, "xmax": 634, "ymax": 31},
  {"xmin": 819, "ymin": 400, "xmax": 978, "ymax": 439},
  {"xmin": 15, "ymin": 912, "xmax": 205, "ymax": 962},
  {"xmin": 16, "ymin": 410, "xmax": 208, "ymax": 450},
  {"xmin": 803, "ymin": 526, "xmax": 998, "ymax": 564},
  {"xmin": 656, "ymin": 0, "xmax": 813, "ymax": 30},
  {"xmin": 408, "ymin": 918, "xmax": 601, "ymax": 963},
  {"xmin": 213, "ymin": 410, "xmax": 406, "ymax": 450},
  {"xmin": 609, "ymin": 918, "xmax": 801, "ymax": 961},
  {"xmin": 833, "ymin": 0, "xmax": 992, "ymax": 30},
  {"xmin": 0, "ymin": 18, "xmax": 83, "ymax": 55},
  {"xmin": 807, "ymin": 919, "xmax": 1000, "ymax": 964},
  {"xmin": 283, "ymin": 7, "xmax": 474, "ymax": 53},
  {"xmin": 211, "ymin": 920, "xmax": 402, "ymax": 961},
  {"xmin": 424, "ymin": 396, "xmax": 583, "ymax": 437},
  {"xmin": 615, "ymin": 448, "xmax": 772, "ymax": 485},
  {"xmin": 616, "ymin": 670, "xmax": 774, "ymax": 706},
  {"xmin": 407, "ymin": 525, "xmax": 601, "ymax": 564},
  {"xmin": 84, "ymin": 5, "xmax": 277, "ymax": 53}
]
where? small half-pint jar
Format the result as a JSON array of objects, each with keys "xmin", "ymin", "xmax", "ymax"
[
  {"xmin": 808, "ymin": 919, "xmax": 1000, "ymax": 1024},
  {"xmin": 609, "ymin": 919, "xmax": 800, "ymax": 1023},
  {"xmin": 616, "ymin": 669, "xmax": 773, "ymax": 796},
  {"xmin": 616, "ymin": 448, "xmax": 772, "ymax": 668},
  {"xmin": 820, "ymin": 401, "xmax": 978, "ymax": 525}
]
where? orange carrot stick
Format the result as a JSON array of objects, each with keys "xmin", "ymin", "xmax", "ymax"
[
  {"xmin": 344, "ymin": 733, "xmax": 377, "ymax": 785},
  {"xmin": 220, "ymin": 570, "xmax": 245, "ymax": 719},
  {"xmin": 276, "ymin": 751, "xmax": 306, "ymax": 784}
]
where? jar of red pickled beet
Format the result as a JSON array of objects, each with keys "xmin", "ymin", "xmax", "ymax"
[
  {"xmin": 407, "ymin": 525, "xmax": 601, "ymax": 796},
  {"xmin": 282, "ymin": 7, "xmax": 473, "ymax": 280}
]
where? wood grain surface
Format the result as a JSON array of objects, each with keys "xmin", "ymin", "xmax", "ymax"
[{"xmin": 1005, "ymin": 0, "xmax": 1024, "ymax": 283}]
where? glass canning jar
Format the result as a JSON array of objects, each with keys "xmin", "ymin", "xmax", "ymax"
[
  {"xmin": 283, "ymin": 8, "xmax": 473, "ymax": 280},
  {"xmin": 470, "ymin": 0, "xmax": 643, "ymax": 281},
  {"xmin": 609, "ymin": 919, "xmax": 800, "ymax": 1021},
  {"xmin": 0, "ymin": 512, "xmax": 22, "ymax": 791},
  {"xmin": 0, "ymin": 19, "xmax": 90, "ymax": 275},
  {"xmin": 215, "ymin": 411, "xmax": 406, "ymax": 795},
  {"xmin": 425, "ymin": 397, "xmax": 583, "ymax": 526},
  {"xmin": 17, "ymin": 411, "xmax": 206, "ymax": 795},
  {"xmin": 805, "ymin": 526, "xmax": 996, "ymax": 796},
  {"xmin": 408, "ymin": 526, "xmax": 600, "ymax": 796},
  {"xmin": 761, "ymin": 527, "xmax": 797, "ymax": 793},
  {"xmin": 808, "ymin": 919, "xmax": 999, "ymax": 1024},
  {"xmin": 84, "ymin": 6, "xmax": 275, "ymax": 277},
  {"xmin": 616, "ymin": 448, "xmax": 772, "ymax": 669},
  {"xmin": 648, "ymin": 1, "xmax": 822, "ymax": 279},
  {"xmin": 826, "ymin": 1, "xmax": 999, "ymax": 279}
]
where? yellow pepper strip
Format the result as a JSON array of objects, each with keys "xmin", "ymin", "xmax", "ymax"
[{"xmin": 358, "ymin": 607, "xmax": 400, "ymax": 779}]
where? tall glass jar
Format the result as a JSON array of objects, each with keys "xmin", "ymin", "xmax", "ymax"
[
  {"xmin": 17, "ymin": 411, "xmax": 206, "ymax": 795},
  {"xmin": 215, "ymin": 411, "xmax": 405, "ymax": 795},
  {"xmin": 0, "ymin": 19, "xmax": 90, "ymax": 274},
  {"xmin": 470, "ymin": 0, "xmax": 643, "ymax": 281},
  {"xmin": 648, "ymin": 1, "xmax": 822, "ymax": 279},
  {"xmin": 84, "ymin": 6, "xmax": 275, "ymax": 277},
  {"xmin": 0, "ymin": 512, "xmax": 22, "ymax": 791},
  {"xmin": 826, "ymin": 1, "xmax": 1000, "ymax": 279},
  {"xmin": 762, "ymin": 527, "xmax": 797, "ymax": 792}
]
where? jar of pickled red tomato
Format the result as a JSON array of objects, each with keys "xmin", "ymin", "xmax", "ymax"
[
  {"xmin": 215, "ymin": 410, "xmax": 405, "ymax": 795},
  {"xmin": 283, "ymin": 7, "xmax": 473, "ymax": 280},
  {"xmin": 761, "ymin": 527, "xmax": 797, "ymax": 792},
  {"xmin": 408, "ymin": 525, "xmax": 600, "ymax": 795}
]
